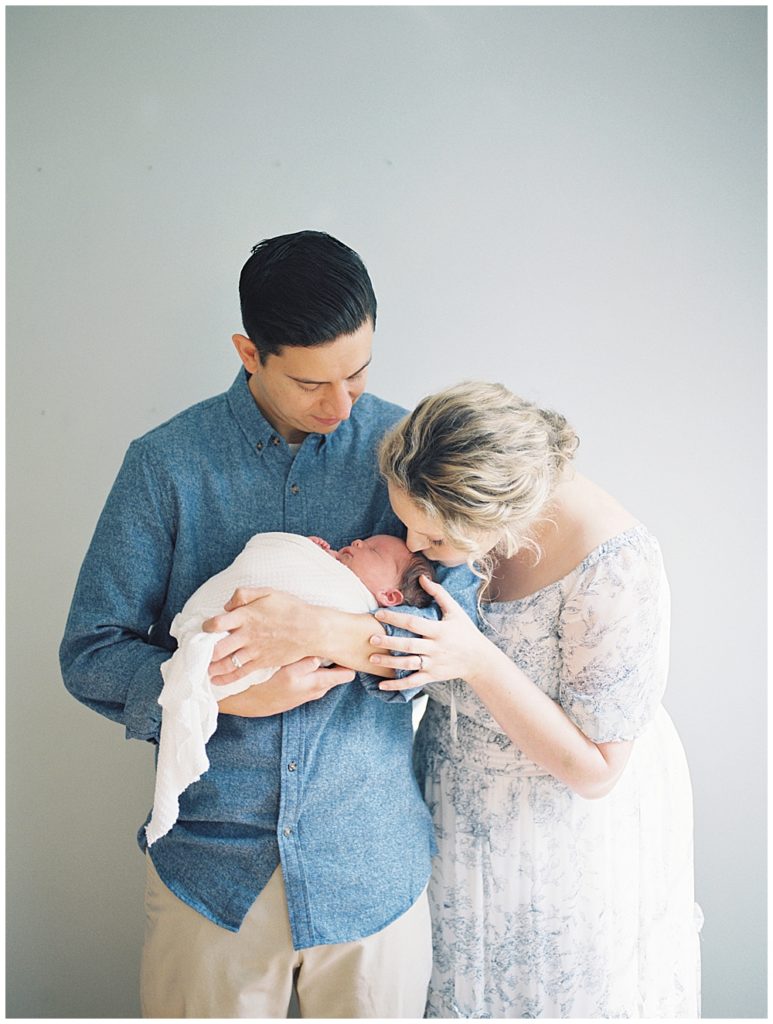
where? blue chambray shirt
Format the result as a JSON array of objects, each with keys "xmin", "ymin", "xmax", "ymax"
[{"xmin": 60, "ymin": 369, "xmax": 475, "ymax": 949}]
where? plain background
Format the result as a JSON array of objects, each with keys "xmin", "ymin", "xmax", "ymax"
[{"xmin": 6, "ymin": 5, "xmax": 766, "ymax": 1018}]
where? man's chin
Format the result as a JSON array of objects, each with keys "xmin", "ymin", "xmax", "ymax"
[{"xmin": 310, "ymin": 417, "xmax": 344, "ymax": 432}]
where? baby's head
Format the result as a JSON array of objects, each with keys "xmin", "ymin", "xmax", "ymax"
[{"xmin": 336, "ymin": 535, "xmax": 436, "ymax": 608}]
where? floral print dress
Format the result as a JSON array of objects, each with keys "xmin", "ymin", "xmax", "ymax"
[{"xmin": 414, "ymin": 525, "xmax": 702, "ymax": 1018}]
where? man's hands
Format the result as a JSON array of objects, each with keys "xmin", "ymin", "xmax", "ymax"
[
  {"xmin": 216, "ymin": 658, "xmax": 355, "ymax": 717},
  {"xmin": 204, "ymin": 587, "xmax": 319, "ymax": 687},
  {"xmin": 205, "ymin": 587, "xmax": 356, "ymax": 715},
  {"xmin": 203, "ymin": 583, "xmax": 391, "ymax": 693}
]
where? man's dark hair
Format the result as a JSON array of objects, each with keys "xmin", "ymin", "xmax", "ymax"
[
  {"xmin": 239, "ymin": 230, "xmax": 378, "ymax": 364},
  {"xmin": 398, "ymin": 552, "xmax": 437, "ymax": 609}
]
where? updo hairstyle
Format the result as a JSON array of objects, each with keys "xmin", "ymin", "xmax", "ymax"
[{"xmin": 378, "ymin": 381, "xmax": 579, "ymax": 574}]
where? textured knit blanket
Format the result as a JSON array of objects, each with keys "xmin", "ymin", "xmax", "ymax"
[{"xmin": 146, "ymin": 532, "xmax": 376, "ymax": 845}]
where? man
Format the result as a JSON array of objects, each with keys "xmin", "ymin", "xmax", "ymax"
[{"xmin": 60, "ymin": 230, "xmax": 435, "ymax": 1017}]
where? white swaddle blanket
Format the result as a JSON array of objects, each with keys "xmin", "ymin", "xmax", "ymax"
[{"xmin": 146, "ymin": 532, "xmax": 377, "ymax": 846}]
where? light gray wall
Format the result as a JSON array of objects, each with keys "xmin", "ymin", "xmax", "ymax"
[{"xmin": 7, "ymin": 6, "xmax": 765, "ymax": 1018}]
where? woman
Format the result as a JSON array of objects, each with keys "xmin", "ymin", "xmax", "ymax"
[
  {"xmin": 367, "ymin": 381, "xmax": 702, "ymax": 1018},
  {"xmin": 208, "ymin": 380, "xmax": 702, "ymax": 1018}
]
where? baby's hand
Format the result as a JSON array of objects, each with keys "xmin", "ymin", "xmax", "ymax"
[{"xmin": 308, "ymin": 536, "xmax": 331, "ymax": 551}]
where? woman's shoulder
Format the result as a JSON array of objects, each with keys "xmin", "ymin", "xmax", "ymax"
[
  {"xmin": 562, "ymin": 475, "xmax": 663, "ymax": 583},
  {"xmin": 487, "ymin": 475, "xmax": 659, "ymax": 603},
  {"xmin": 565, "ymin": 522, "xmax": 662, "ymax": 588}
]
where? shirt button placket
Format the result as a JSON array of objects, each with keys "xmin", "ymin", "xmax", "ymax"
[
  {"xmin": 281, "ymin": 748, "xmax": 300, "ymax": 848},
  {"xmin": 286, "ymin": 479, "xmax": 303, "ymax": 534}
]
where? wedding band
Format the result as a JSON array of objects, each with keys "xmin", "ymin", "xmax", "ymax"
[
  {"xmin": 231, "ymin": 654, "xmax": 243, "ymax": 670},
  {"xmin": 417, "ymin": 655, "xmax": 424, "ymax": 671}
]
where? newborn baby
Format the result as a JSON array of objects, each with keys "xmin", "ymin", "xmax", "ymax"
[
  {"xmin": 307, "ymin": 534, "xmax": 435, "ymax": 609},
  {"xmin": 146, "ymin": 531, "xmax": 435, "ymax": 845}
]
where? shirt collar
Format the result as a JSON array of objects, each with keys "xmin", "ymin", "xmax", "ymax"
[{"xmin": 226, "ymin": 368, "xmax": 338, "ymax": 455}]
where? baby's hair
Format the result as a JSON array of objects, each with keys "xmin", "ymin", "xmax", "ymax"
[{"xmin": 398, "ymin": 552, "xmax": 437, "ymax": 608}]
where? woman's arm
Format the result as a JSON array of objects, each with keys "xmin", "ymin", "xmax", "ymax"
[
  {"xmin": 370, "ymin": 577, "xmax": 632, "ymax": 799},
  {"xmin": 203, "ymin": 587, "xmax": 394, "ymax": 690}
]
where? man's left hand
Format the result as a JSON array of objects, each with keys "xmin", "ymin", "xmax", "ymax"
[{"xmin": 204, "ymin": 587, "xmax": 313, "ymax": 685}]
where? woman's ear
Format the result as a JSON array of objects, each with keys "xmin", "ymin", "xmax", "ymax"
[{"xmin": 232, "ymin": 334, "xmax": 261, "ymax": 374}]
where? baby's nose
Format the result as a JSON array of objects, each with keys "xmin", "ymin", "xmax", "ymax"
[{"xmin": 351, "ymin": 539, "xmax": 364, "ymax": 548}]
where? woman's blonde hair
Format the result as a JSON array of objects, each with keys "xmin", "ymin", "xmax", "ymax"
[{"xmin": 379, "ymin": 381, "xmax": 579, "ymax": 578}]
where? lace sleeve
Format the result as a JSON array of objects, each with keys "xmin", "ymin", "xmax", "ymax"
[{"xmin": 557, "ymin": 530, "xmax": 671, "ymax": 742}]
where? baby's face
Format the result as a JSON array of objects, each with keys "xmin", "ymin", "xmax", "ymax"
[{"xmin": 336, "ymin": 535, "xmax": 412, "ymax": 600}]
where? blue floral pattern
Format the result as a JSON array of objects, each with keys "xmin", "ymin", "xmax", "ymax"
[{"xmin": 415, "ymin": 526, "xmax": 702, "ymax": 1018}]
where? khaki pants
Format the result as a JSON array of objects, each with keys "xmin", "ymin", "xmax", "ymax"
[{"xmin": 140, "ymin": 855, "xmax": 432, "ymax": 1018}]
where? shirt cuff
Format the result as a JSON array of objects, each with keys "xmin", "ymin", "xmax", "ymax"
[
  {"xmin": 357, "ymin": 621, "xmax": 425, "ymax": 702},
  {"xmin": 123, "ymin": 647, "xmax": 168, "ymax": 742}
]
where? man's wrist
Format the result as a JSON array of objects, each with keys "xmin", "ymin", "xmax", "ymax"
[{"xmin": 306, "ymin": 605, "xmax": 338, "ymax": 661}]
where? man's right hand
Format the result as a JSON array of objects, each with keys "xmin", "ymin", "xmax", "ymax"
[{"xmin": 215, "ymin": 657, "xmax": 355, "ymax": 717}]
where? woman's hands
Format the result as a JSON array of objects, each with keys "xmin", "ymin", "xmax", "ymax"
[
  {"xmin": 204, "ymin": 587, "xmax": 321, "ymax": 688},
  {"xmin": 369, "ymin": 575, "xmax": 494, "ymax": 690},
  {"xmin": 371, "ymin": 576, "xmax": 637, "ymax": 799},
  {"xmin": 216, "ymin": 658, "xmax": 355, "ymax": 717}
]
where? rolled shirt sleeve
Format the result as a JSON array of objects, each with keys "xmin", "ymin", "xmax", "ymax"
[{"xmin": 358, "ymin": 563, "xmax": 480, "ymax": 702}]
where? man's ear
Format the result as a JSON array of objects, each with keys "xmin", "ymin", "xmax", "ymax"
[
  {"xmin": 232, "ymin": 334, "xmax": 261, "ymax": 374},
  {"xmin": 377, "ymin": 588, "xmax": 404, "ymax": 608}
]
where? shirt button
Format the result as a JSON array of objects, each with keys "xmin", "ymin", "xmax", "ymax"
[
  {"xmin": 283, "ymin": 826, "xmax": 293, "ymax": 837},
  {"xmin": 288, "ymin": 761, "xmax": 297, "ymax": 772},
  {"xmin": 271, "ymin": 435, "xmax": 281, "ymax": 446},
  {"xmin": 255, "ymin": 440, "xmax": 264, "ymax": 452},
  {"xmin": 290, "ymin": 483, "xmax": 300, "ymax": 495}
]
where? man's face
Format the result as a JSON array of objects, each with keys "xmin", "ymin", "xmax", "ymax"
[
  {"xmin": 336, "ymin": 535, "xmax": 412, "ymax": 603},
  {"xmin": 233, "ymin": 321, "xmax": 373, "ymax": 443}
]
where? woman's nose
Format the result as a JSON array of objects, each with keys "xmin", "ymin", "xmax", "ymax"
[{"xmin": 406, "ymin": 531, "xmax": 427, "ymax": 553}]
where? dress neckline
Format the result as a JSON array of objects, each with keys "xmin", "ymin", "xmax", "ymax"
[{"xmin": 482, "ymin": 522, "xmax": 650, "ymax": 608}]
